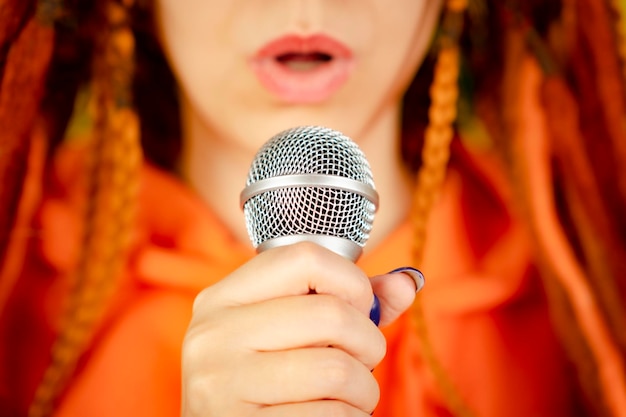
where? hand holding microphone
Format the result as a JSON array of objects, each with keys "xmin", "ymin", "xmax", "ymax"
[{"xmin": 181, "ymin": 127, "xmax": 422, "ymax": 417}]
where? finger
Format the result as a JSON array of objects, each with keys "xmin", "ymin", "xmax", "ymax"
[
  {"xmin": 238, "ymin": 347, "xmax": 379, "ymax": 414},
  {"xmin": 195, "ymin": 242, "xmax": 373, "ymax": 316},
  {"xmin": 254, "ymin": 400, "xmax": 371, "ymax": 417},
  {"xmin": 227, "ymin": 294, "xmax": 386, "ymax": 369},
  {"xmin": 370, "ymin": 268, "xmax": 421, "ymax": 327}
]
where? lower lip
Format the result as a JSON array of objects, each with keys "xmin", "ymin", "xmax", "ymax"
[{"xmin": 251, "ymin": 35, "xmax": 354, "ymax": 104}]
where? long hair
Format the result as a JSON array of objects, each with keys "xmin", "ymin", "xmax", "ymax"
[{"xmin": 1, "ymin": 0, "xmax": 625, "ymax": 416}]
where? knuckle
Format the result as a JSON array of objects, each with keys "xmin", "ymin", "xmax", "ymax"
[
  {"xmin": 355, "ymin": 277, "xmax": 374, "ymax": 312},
  {"xmin": 181, "ymin": 344, "xmax": 241, "ymax": 416},
  {"xmin": 371, "ymin": 330, "xmax": 387, "ymax": 365},
  {"xmin": 317, "ymin": 351, "xmax": 380, "ymax": 414},
  {"xmin": 191, "ymin": 286, "xmax": 213, "ymax": 315},
  {"xmin": 362, "ymin": 375, "xmax": 381, "ymax": 415},
  {"xmin": 316, "ymin": 295, "xmax": 352, "ymax": 330},
  {"xmin": 181, "ymin": 329, "xmax": 207, "ymax": 370},
  {"xmin": 320, "ymin": 401, "xmax": 360, "ymax": 417},
  {"xmin": 286, "ymin": 241, "xmax": 328, "ymax": 270},
  {"xmin": 182, "ymin": 320, "xmax": 228, "ymax": 372},
  {"xmin": 183, "ymin": 375, "xmax": 214, "ymax": 416},
  {"xmin": 281, "ymin": 242, "xmax": 373, "ymax": 314},
  {"xmin": 319, "ymin": 351, "xmax": 354, "ymax": 390},
  {"xmin": 371, "ymin": 378, "xmax": 381, "ymax": 408}
]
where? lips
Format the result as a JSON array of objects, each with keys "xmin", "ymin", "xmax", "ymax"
[{"xmin": 250, "ymin": 34, "xmax": 354, "ymax": 104}]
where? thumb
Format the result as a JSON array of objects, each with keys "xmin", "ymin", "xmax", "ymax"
[{"xmin": 370, "ymin": 267, "xmax": 424, "ymax": 327}]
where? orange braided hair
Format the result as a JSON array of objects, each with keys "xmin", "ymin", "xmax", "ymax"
[
  {"xmin": 1, "ymin": 1, "xmax": 625, "ymax": 417},
  {"xmin": 409, "ymin": 1, "xmax": 477, "ymax": 417},
  {"xmin": 409, "ymin": 2, "xmax": 626, "ymax": 417},
  {"xmin": 607, "ymin": 0, "xmax": 626, "ymax": 86},
  {"xmin": 28, "ymin": 0, "xmax": 141, "ymax": 415},
  {"xmin": 493, "ymin": 1, "xmax": 626, "ymax": 416},
  {"xmin": 0, "ymin": 0, "xmax": 56, "ymax": 318}
]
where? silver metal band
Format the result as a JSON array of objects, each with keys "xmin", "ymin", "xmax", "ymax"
[
  {"xmin": 256, "ymin": 234, "xmax": 363, "ymax": 262},
  {"xmin": 240, "ymin": 174, "xmax": 379, "ymax": 209}
]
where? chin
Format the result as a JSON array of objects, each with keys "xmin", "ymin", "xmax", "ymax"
[{"xmin": 240, "ymin": 108, "xmax": 371, "ymax": 147}]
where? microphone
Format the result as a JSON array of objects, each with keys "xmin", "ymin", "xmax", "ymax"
[{"xmin": 239, "ymin": 126, "xmax": 379, "ymax": 262}]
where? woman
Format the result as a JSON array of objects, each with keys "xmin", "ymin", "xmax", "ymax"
[{"xmin": 1, "ymin": 0, "xmax": 625, "ymax": 416}]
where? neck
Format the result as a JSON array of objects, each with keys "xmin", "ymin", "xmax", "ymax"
[{"xmin": 180, "ymin": 106, "xmax": 414, "ymax": 254}]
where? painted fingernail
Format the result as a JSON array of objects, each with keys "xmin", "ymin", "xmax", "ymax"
[
  {"xmin": 369, "ymin": 294, "xmax": 381, "ymax": 326},
  {"xmin": 389, "ymin": 267, "xmax": 425, "ymax": 293}
]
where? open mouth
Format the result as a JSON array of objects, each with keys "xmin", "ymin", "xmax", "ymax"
[
  {"xmin": 251, "ymin": 34, "xmax": 354, "ymax": 104},
  {"xmin": 276, "ymin": 52, "xmax": 334, "ymax": 71}
]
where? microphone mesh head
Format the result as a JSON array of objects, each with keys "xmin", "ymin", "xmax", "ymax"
[{"xmin": 242, "ymin": 126, "xmax": 377, "ymax": 252}]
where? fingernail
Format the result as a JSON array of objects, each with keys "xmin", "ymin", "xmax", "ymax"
[
  {"xmin": 369, "ymin": 294, "xmax": 381, "ymax": 326},
  {"xmin": 389, "ymin": 267, "xmax": 425, "ymax": 293}
]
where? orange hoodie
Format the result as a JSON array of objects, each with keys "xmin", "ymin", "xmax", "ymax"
[
  {"xmin": 0, "ymin": 137, "xmax": 582, "ymax": 417},
  {"xmin": 0, "ymin": 62, "xmax": 583, "ymax": 417}
]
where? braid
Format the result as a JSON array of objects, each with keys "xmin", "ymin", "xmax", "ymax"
[
  {"xmin": 28, "ymin": 0, "xmax": 141, "ymax": 415},
  {"xmin": 0, "ymin": 0, "xmax": 34, "ymax": 71},
  {"xmin": 542, "ymin": 73, "xmax": 626, "ymax": 402},
  {"xmin": 0, "ymin": 0, "xmax": 57, "ymax": 316},
  {"xmin": 491, "ymin": 2, "xmax": 591, "ymax": 414},
  {"xmin": 575, "ymin": 0, "xmax": 626, "ymax": 209},
  {"xmin": 537, "ymin": 76, "xmax": 623, "ymax": 417},
  {"xmin": 606, "ymin": 0, "xmax": 626, "ymax": 86},
  {"xmin": 507, "ymin": 73, "xmax": 626, "ymax": 417},
  {"xmin": 497, "ymin": 2, "xmax": 626, "ymax": 416},
  {"xmin": 410, "ymin": 1, "xmax": 477, "ymax": 416}
]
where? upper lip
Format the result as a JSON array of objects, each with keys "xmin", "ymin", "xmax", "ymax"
[{"xmin": 253, "ymin": 33, "xmax": 353, "ymax": 63}]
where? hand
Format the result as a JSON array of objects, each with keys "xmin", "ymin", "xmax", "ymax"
[{"xmin": 181, "ymin": 242, "xmax": 417, "ymax": 417}]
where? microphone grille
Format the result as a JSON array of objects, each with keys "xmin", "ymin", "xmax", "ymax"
[
  {"xmin": 241, "ymin": 126, "xmax": 378, "ymax": 259},
  {"xmin": 247, "ymin": 126, "xmax": 375, "ymax": 183}
]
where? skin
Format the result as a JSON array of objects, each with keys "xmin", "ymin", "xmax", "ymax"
[
  {"xmin": 182, "ymin": 243, "xmax": 417, "ymax": 416},
  {"xmin": 151, "ymin": 0, "xmax": 445, "ymax": 415}
]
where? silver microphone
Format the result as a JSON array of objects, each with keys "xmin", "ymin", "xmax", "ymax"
[{"xmin": 239, "ymin": 126, "xmax": 379, "ymax": 262}]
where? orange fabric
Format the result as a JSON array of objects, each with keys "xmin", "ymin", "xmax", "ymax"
[
  {"xmin": 0, "ymin": 62, "xmax": 584, "ymax": 415},
  {"xmin": 0, "ymin": 140, "xmax": 581, "ymax": 417}
]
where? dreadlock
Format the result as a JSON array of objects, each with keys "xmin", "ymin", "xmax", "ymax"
[
  {"xmin": 401, "ymin": 0, "xmax": 626, "ymax": 416},
  {"xmin": 26, "ymin": 0, "xmax": 141, "ymax": 415},
  {"xmin": 0, "ymin": 0, "xmax": 56, "ymax": 317},
  {"xmin": 483, "ymin": 1, "xmax": 626, "ymax": 416},
  {"xmin": 408, "ymin": 1, "xmax": 477, "ymax": 417}
]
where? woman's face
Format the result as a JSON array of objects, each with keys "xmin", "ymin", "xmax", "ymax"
[{"xmin": 154, "ymin": 0, "xmax": 443, "ymax": 152}]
